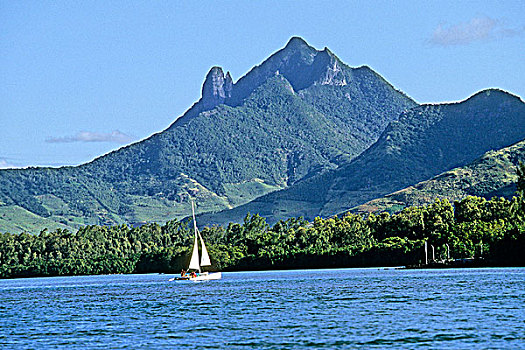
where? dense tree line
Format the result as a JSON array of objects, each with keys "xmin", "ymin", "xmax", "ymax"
[{"xmin": 1, "ymin": 164, "xmax": 524, "ymax": 278}]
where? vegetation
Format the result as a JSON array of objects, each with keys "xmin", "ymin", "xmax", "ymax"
[
  {"xmin": 0, "ymin": 39, "xmax": 415, "ymax": 233},
  {"xmin": 1, "ymin": 38, "xmax": 523, "ymax": 254},
  {"xmin": 201, "ymin": 89, "xmax": 525, "ymax": 226},
  {"xmin": 2, "ymin": 168, "xmax": 524, "ymax": 278},
  {"xmin": 355, "ymin": 139, "xmax": 525, "ymax": 214}
]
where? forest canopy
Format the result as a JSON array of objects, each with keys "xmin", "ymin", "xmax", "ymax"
[{"xmin": 1, "ymin": 174, "xmax": 524, "ymax": 279}]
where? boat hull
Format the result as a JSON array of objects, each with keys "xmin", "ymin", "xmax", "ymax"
[{"xmin": 169, "ymin": 272, "xmax": 222, "ymax": 282}]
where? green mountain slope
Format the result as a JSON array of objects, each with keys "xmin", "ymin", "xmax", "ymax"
[
  {"xmin": 199, "ymin": 89, "xmax": 525, "ymax": 226},
  {"xmin": 0, "ymin": 37, "xmax": 415, "ymax": 233},
  {"xmin": 354, "ymin": 139, "xmax": 525, "ymax": 214}
]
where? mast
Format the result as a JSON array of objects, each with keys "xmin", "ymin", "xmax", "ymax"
[
  {"xmin": 193, "ymin": 201, "xmax": 211, "ymax": 267},
  {"xmin": 188, "ymin": 200, "xmax": 212, "ymax": 272},
  {"xmin": 188, "ymin": 201, "xmax": 200, "ymax": 272},
  {"xmin": 192, "ymin": 201, "xmax": 198, "ymax": 244}
]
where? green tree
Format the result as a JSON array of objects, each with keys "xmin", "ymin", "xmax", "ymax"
[{"xmin": 517, "ymin": 161, "xmax": 525, "ymax": 194}]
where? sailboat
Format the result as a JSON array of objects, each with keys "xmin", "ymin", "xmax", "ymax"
[{"xmin": 169, "ymin": 201, "xmax": 222, "ymax": 282}]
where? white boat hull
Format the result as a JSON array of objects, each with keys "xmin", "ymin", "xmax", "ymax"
[
  {"xmin": 169, "ymin": 272, "xmax": 222, "ymax": 282},
  {"xmin": 192, "ymin": 272, "xmax": 222, "ymax": 281}
]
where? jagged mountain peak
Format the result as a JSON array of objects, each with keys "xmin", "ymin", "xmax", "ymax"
[
  {"xmin": 172, "ymin": 37, "xmax": 353, "ymax": 126},
  {"xmin": 283, "ymin": 36, "xmax": 311, "ymax": 51},
  {"xmin": 231, "ymin": 38, "xmax": 349, "ymax": 102},
  {"xmin": 201, "ymin": 66, "xmax": 233, "ymax": 109},
  {"xmin": 285, "ymin": 36, "xmax": 308, "ymax": 46}
]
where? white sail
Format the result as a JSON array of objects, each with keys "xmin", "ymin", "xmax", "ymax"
[
  {"xmin": 198, "ymin": 230, "xmax": 211, "ymax": 267},
  {"xmin": 188, "ymin": 233, "xmax": 200, "ymax": 271}
]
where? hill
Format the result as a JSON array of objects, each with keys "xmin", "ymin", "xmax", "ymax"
[
  {"xmin": 198, "ymin": 89, "xmax": 525, "ymax": 226},
  {"xmin": 0, "ymin": 37, "xmax": 415, "ymax": 233},
  {"xmin": 354, "ymin": 139, "xmax": 525, "ymax": 214}
]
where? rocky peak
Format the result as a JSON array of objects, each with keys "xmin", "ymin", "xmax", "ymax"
[
  {"xmin": 271, "ymin": 36, "xmax": 318, "ymax": 68},
  {"xmin": 230, "ymin": 37, "xmax": 350, "ymax": 104},
  {"xmin": 314, "ymin": 48, "xmax": 347, "ymax": 86},
  {"xmin": 201, "ymin": 66, "xmax": 233, "ymax": 109},
  {"xmin": 172, "ymin": 38, "xmax": 355, "ymax": 127},
  {"xmin": 282, "ymin": 36, "xmax": 311, "ymax": 52}
]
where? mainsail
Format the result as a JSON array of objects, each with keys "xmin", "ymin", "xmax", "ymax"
[
  {"xmin": 188, "ymin": 201, "xmax": 211, "ymax": 271},
  {"xmin": 188, "ymin": 233, "xmax": 200, "ymax": 271}
]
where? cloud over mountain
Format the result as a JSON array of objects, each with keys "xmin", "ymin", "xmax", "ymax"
[{"xmin": 46, "ymin": 130, "xmax": 135, "ymax": 144}]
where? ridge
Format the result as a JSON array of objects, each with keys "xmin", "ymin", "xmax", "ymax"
[{"xmin": 170, "ymin": 37, "xmax": 356, "ymax": 127}]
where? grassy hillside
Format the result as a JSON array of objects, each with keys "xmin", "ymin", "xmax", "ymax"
[
  {"xmin": 354, "ymin": 140, "xmax": 525, "ymax": 214},
  {"xmin": 199, "ymin": 89, "xmax": 525, "ymax": 226},
  {"xmin": 0, "ymin": 38, "xmax": 415, "ymax": 233}
]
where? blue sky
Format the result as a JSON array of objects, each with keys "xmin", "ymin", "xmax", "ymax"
[{"xmin": 1, "ymin": 1, "xmax": 524, "ymax": 168}]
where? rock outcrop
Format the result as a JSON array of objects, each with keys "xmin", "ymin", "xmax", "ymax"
[
  {"xmin": 201, "ymin": 67, "xmax": 233, "ymax": 110},
  {"xmin": 170, "ymin": 37, "xmax": 356, "ymax": 127}
]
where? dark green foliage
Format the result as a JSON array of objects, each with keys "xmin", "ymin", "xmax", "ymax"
[
  {"xmin": 202, "ymin": 89, "xmax": 525, "ymax": 226},
  {"xmin": 353, "ymin": 140, "xmax": 525, "ymax": 214},
  {"xmin": 517, "ymin": 161, "xmax": 525, "ymax": 194},
  {"xmin": 0, "ymin": 40, "xmax": 415, "ymax": 233},
  {"xmin": 2, "ymin": 189, "xmax": 523, "ymax": 278},
  {"xmin": 0, "ymin": 220, "xmax": 193, "ymax": 278},
  {"xmin": 323, "ymin": 90, "xmax": 525, "ymax": 215}
]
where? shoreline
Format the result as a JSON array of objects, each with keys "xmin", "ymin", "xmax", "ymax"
[{"xmin": 2, "ymin": 261, "xmax": 524, "ymax": 280}]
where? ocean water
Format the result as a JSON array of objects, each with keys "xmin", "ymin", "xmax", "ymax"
[{"xmin": 0, "ymin": 268, "xmax": 523, "ymax": 349}]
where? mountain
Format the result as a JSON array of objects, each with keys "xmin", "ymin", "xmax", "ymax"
[
  {"xmin": 198, "ymin": 89, "xmax": 525, "ymax": 226},
  {"xmin": 354, "ymin": 139, "xmax": 525, "ymax": 214},
  {"xmin": 0, "ymin": 37, "xmax": 416, "ymax": 233}
]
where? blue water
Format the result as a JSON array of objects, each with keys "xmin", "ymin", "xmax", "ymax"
[{"xmin": 0, "ymin": 268, "xmax": 523, "ymax": 349}]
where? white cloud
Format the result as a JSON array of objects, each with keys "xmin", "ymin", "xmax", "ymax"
[
  {"xmin": 430, "ymin": 17, "xmax": 523, "ymax": 46},
  {"xmin": 46, "ymin": 130, "xmax": 135, "ymax": 144}
]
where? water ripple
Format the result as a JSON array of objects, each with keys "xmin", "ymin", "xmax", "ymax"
[{"xmin": 0, "ymin": 268, "xmax": 523, "ymax": 349}]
